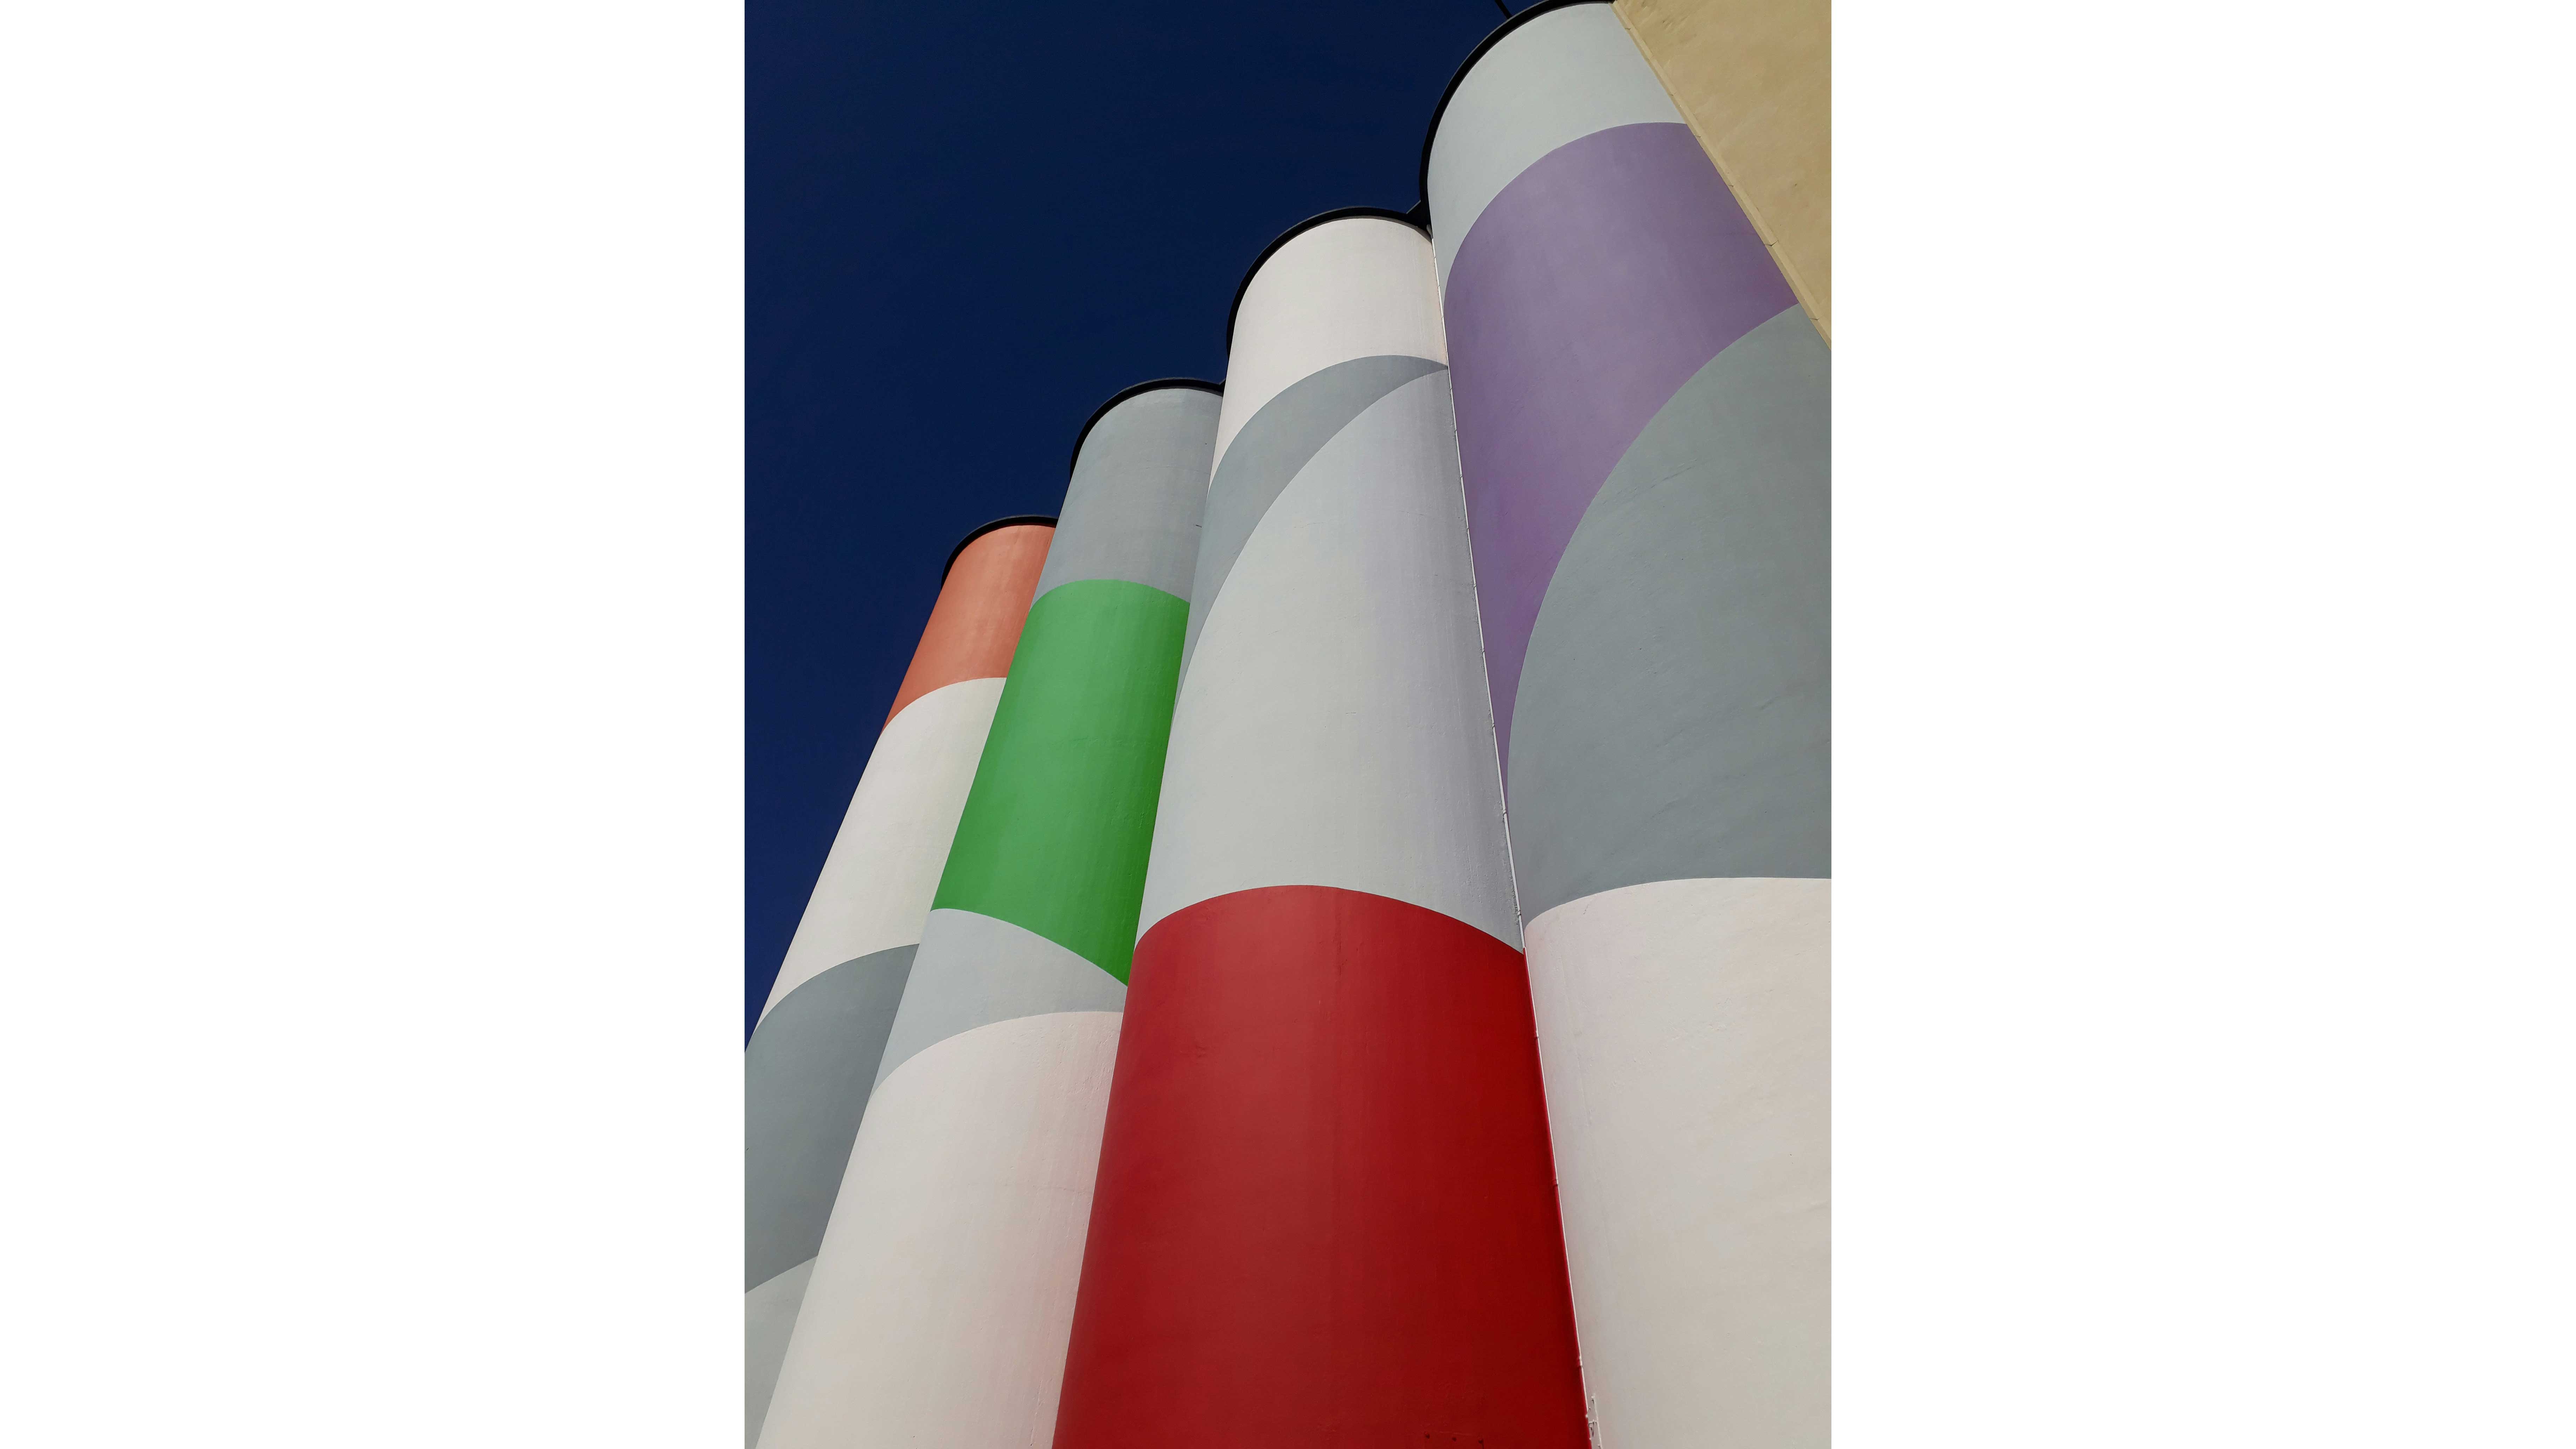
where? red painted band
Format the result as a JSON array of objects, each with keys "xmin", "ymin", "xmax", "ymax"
[
  {"xmin": 1052, "ymin": 885, "xmax": 1589, "ymax": 1449},
  {"xmin": 885, "ymin": 521, "xmax": 1052, "ymax": 724}
]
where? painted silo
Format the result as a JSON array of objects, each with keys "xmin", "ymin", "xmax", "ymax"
[
  {"xmin": 742, "ymin": 516, "xmax": 1051, "ymax": 1444},
  {"xmin": 1050, "ymin": 213, "xmax": 1590, "ymax": 1449},
  {"xmin": 1612, "ymin": 0, "xmax": 1831, "ymax": 338},
  {"xmin": 756, "ymin": 382, "xmax": 1216, "ymax": 1449},
  {"xmin": 1425, "ymin": 2, "xmax": 1832, "ymax": 1445}
]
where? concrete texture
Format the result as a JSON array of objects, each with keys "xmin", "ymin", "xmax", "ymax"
[
  {"xmin": 1429, "ymin": 13, "xmax": 1832, "ymax": 1443},
  {"xmin": 1443, "ymin": 119, "xmax": 1796, "ymax": 768},
  {"xmin": 1140, "ymin": 372, "xmax": 1519, "ymax": 949},
  {"xmin": 1036, "ymin": 385, "xmax": 1219, "ymax": 603},
  {"xmin": 1425, "ymin": 2, "xmax": 1680, "ymax": 286},
  {"xmin": 1056, "ymin": 213, "xmax": 1586, "ymax": 1449},
  {"xmin": 931, "ymin": 579, "xmax": 1186, "ymax": 983},
  {"xmin": 760, "ymin": 677, "xmax": 1003, "ymax": 1016},
  {"xmin": 885, "ymin": 522, "xmax": 1050, "ymax": 722},
  {"xmin": 873, "ymin": 908, "xmax": 1127, "ymax": 1089},
  {"xmin": 1510, "ymin": 304, "xmax": 1829, "ymax": 917},
  {"xmin": 1181, "ymin": 352, "xmax": 1447, "ymax": 681},
  {"xmin": 747, "ymin": 529, "xmax": 1043, "ymax": 1443},
  {"xmin": 1524, "ymin": 877, "xmax": 1830, "ymax": 1449},
  {"xmin": 761, "ymin": 379, "xmax": 1206, "ymax": 1449},
  {"xmin": 1213, "ymin": 217, "xmax": 1444, "ymax": 469},
  {"xmin": 1057, "ymin": 889, "xmax": 1587, "ymax": 1449},
  {"xmin": 746, "ymin": 942, "xmax": 918, "ymax": 1287},
  {"xmin": 1615, "ymin": 0, "xmax": 1831, "ymax": 338},
  {"xmin": 743, "ymin": 1257, "xmax": 814, "ymax": 1446},
  {"xmin": 755, "ymin": 1012, "xmax": 1121, "ymax": 1449}
]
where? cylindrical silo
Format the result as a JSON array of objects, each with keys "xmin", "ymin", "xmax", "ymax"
[
  {"xmin": 1611, "ymin": 0, "xmax": 1831, "ymax": 338},
  {"xmin": 1425, "ymin": 3, "xmax": 1831, "ymax": 1446},
  {"xmin": 757, "ymin": 382, "xmax": 1217, "ymax": 1449},
  {"xmin": 1051, "ymin": 213, "xmax": 1590, "ymax": 1449},
  {"xmin": 743, "ymin": 516, "xmax": 1052, "ymax": 1444}
]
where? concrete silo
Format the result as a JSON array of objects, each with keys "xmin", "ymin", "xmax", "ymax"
[
  {"xmin": 755, "ymin": 383, "xmax": 1215, "ymax": 1449},
  {"xmin": 1050, "ymin": 213, "xmax": 1590, "ymax": 1449},
  {"xmin": 742, "ymin": 517, "xmax": 1051, "ymax": 1443},
  {"xmin": 1426, "ymin": 2, "xmax": 1832, "ymax": 1444}
]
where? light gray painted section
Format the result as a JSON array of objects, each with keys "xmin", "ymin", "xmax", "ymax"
[
  {"xmin": 745, "ymin": 1256, "xmax": 815, "ymax": 1447},
  {"xmin": 1182, "ymin": 354, "xmax": 1448, "ymax": 681},
  {"xmin": 1508, "ymin": 305, "xmax": 1829, "ymax": 919},
  {"xmin": 1036, "ymin": 386, "xmax": 1221, "ymax": 603},
  {"xmin": 745, "ymin": 944, "xmax": 916, "ymax": 1288},
  {"xmin": 1138, "ymin": 371, "xmax": 1522, "ymax": 948},
  {"xmin": 872, "ymin": 908, "xmax": 1126, "ymax": 1090},
  {"xmin": 1425, "ymin": 3, "xmax": 1680, "ymax": 285}
]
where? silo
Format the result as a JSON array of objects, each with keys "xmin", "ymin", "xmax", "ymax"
[
  {"xmin": 1050, "ymin": 213, "xmax": 1590, "ymax": 1449},
  {"xmin": 756, "ymin": 383, "xmax": 1216, "ymax": 1449},
  {"xmin": 1612, "ymin": 0, "xmax": 1831, "ymax": 338},
  {"xmin": 1425, "ymin": 2, "xmax": 1832, "ymax": 1445},
  {"xmin": 742, "ymin": 516, "xmax": 1051, "ymax": 1444}
]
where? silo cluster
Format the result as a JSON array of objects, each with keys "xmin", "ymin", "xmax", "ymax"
[
  {"xmin": 743, "ymin": 516, "xmax": 1051, "ymax": 1442},
  {"xmin": 753, "ymin": 2, "xmax": 1830, "ymax": 1444}
]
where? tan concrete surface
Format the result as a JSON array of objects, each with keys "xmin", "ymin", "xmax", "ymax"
[{"xmin": 1615, "ymin": 0, "xmax": 1831, "ymax": 343}]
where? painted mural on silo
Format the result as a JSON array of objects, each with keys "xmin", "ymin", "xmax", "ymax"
[
  {"xmin": 755, "ymin": 383, "xmax": 1215, "ymax": 1449},
  {"xmin": 1614, "ymin": 0, "xmax": 1831, "ymax": 338},
  {"xmin": 1425, "ymin": 2, "xmax": 1830, "ymax": 1445},
  {"xmin": 742, "ymin": 517, "xmax": 1051, "ymax": 1444},
  {"xmin": 1051, "ymin": 214, "xmax": 1590, "ymax": 1449}
]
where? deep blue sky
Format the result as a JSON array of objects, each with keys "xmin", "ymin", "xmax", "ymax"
[{"xmin": 748, "ymin": 0, "xmax": 1509, "ymax": 1034}]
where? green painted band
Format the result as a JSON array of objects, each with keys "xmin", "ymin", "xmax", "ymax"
[{"xmin": 931, "ymin": 578, "xmax": 1186, "ymax": 982}]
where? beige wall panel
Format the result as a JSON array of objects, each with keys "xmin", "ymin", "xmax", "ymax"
[{"xmin": 1614, "ymin": 0, "xmax": 1831, "ymax": 341}]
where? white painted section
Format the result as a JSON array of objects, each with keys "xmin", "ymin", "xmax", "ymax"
[
  {"xmin": 1425, "ymin": 4, "xmax": 1680, "ymax": 286},
  {"xmin": 1213, "ymin": 218, "xmax": 1444, "ymax": 472},
  {"xmin": 761, "ymin": 677, "xmax": 1004, "ymax": 1020},
  {"xmin": 1523, "ymin": 876, "xmax": 1830, "ymax": 1449},
  {"xmin": 754, "ymin": 1010, "xmax": 1121, "ymax": 1449},
  {"xmin": 1138, "ymin": 371, "xmax": 1521, "ymax": 949},
  {"xmin": 743, "ymin": 1257, "xmax": 812, "ymax": 1446},
  {"xmin": 873, "ymin": 908, "xmax": 1125, "ymax": 1090}
]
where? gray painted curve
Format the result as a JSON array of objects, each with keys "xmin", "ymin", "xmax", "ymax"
[
  {"xmin": 1182, "ymin": 354, "xmax": 1448, "ymax": 681},
  {"xmin": 1140, "ymin": 371, "xmax": 1522, "ymax": 948},
  {"xmin": 745, "ymin": 1255, "xmax": 814, "ymax": 1446},
  {"xmin": 1037, "ymin": 386, "xmax": 1221, "ymax": 603},
  {"xmin": 1507, "ymin": 305, "xmax": 1829, "ymax": 918},
  {"xmin": 872, "ymin": 908, "xmax": 1127, "ymax": 1090},
  {"xmin": 744, "ymin": 943, "xmax": 917, "ymax": 1288}
]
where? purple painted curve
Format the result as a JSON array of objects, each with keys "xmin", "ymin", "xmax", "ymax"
[{"xmin": 1444, "ymin": 121, "xmax": 1796, "ymax": 774}]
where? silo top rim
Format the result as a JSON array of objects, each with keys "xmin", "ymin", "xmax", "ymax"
[
  {"xmin": 1221, "ymin": 206, "xmax": 1432, "ymax": 355},
  {"xmin": 1416, "ymin": 0, "xmax": 1612, "ymax": 211},
  {"xmin": 1069, "ymin": 378, "xmax": 1224, "ymax": 475},
  {"xmin": 941, "ymin": 515, "xmax": 1057, "ymax": 583}
]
